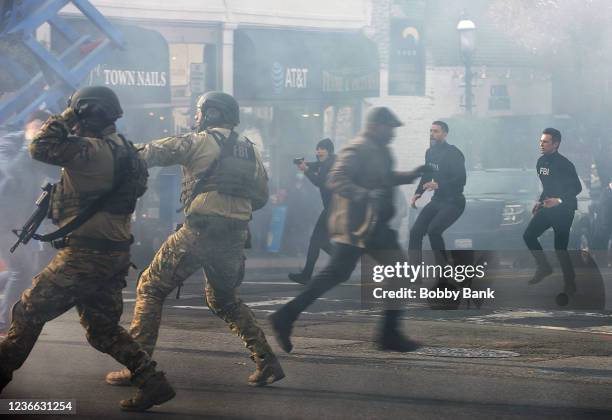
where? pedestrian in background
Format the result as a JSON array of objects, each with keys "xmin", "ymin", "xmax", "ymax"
[{"xmin": 289, "ymin": 138, "xmax": 336, "ymax": 284}]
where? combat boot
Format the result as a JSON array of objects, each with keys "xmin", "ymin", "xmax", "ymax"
[
  {"xmin": 288, "ymin": 272, "xmax": 309, "ymax": 285},
  {"xmin": 0, "ymin": 371, "xmax": 11, "ymax": 395},
  {"xmin": 105, "ymin": 368, "xmax": 132, "ymax": 386},
  {"xmin": 248, "ymin": 354, "xmax": 285, "ymax": 387},
  {"xmin": 378, "ymin": 310, "xmax": 421, "ymax": 353},
  {"xmin": 528, "ymin": 265, "xmax": 553, "ymax": 284},
  {"xmin": 528, "ymin": 251, "xmax": 553, "ymax": 285},
  {"xmin": 120, "ymin": 371, "xmax": 175, "ymax": 412},
  {"xmin": 378, "ymin": 330, "xmax": 422, "ymax": 352},
  {"xmin": 268, "ymin": 310, "xmax": 294, "ymax": 353}
]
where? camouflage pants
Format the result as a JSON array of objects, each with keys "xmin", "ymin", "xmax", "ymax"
[
  {"xmin": 129, "ymin": 215, "xmax": 274, "ymax": 360},
  {"xmin": 0, "ymin": 248, "xmax": 154, "ymax": 381}
]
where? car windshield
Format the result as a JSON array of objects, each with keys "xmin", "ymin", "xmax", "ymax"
[{"xmin": 464, "ymin": 171, "xmax": 540, "ymax": 196}]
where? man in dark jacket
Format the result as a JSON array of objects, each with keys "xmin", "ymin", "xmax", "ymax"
[
  {"xmin": 289, "ymin": 138, "xmax": 336, "ymax": 284},
  {"xmin": 409, "ymin": 121, "xmax": 466, "ymax": 267},
  {"xmin": 270, "ymin": 107, "xmax": 424, "ymax": 353},
  {"xmin": 523, "ymin": 128, "xmax": 582, "ymax": 293}
]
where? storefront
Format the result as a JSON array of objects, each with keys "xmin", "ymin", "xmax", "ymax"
[
  {"xmin": 52, "ymin": 21, "xmax": 173, "ymax": 141},
  {"xmin": 134, "ymin": 22, "xmax": 220, "ymax": 133},
  {"xmin": 84, "ymin": 24, "xmax": 173, "ymax": 141},
  {"xmin": 233, "ymin": 28, "xmax": 380, "ymax": 191}
]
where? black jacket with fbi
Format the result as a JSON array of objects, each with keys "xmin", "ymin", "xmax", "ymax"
[
  {"xmin": 416, "ymin": 141, "xmax": 466, "ymax": 202},
  {"xmin": 536, "ymin": 151, "xmax": 582, "ymax": 210}
]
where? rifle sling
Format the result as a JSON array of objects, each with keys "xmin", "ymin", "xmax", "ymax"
[{"xmin": 34, "ymin": 189, "xmax": 114, "ymax": 242}]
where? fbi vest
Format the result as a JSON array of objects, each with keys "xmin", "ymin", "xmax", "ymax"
[{"xmin": 180, "ymin": 130, "xmax": 258, "ymax": 209}]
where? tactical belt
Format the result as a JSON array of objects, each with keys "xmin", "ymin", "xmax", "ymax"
[{"xmin": 51, "ymin": 235, "xmax": 133, "ymax": 252}]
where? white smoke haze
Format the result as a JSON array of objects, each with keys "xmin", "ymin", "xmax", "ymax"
[{"xmin": 1, "ymin": 0, "xmax": 612, "ymax": 263}]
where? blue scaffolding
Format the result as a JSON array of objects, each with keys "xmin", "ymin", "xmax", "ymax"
[{"xmin": 0, "ymin": 0, "xmax": 124, "ymax": 126}]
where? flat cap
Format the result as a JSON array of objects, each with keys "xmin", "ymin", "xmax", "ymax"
[{"xmin": 366, "ymin": 107, "xmax": 403, "ymax": 127}]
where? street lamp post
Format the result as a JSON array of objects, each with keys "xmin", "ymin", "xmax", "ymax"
[{"xmin": 457, "ymin": 19, "xmax": 476, "ymax": 114}]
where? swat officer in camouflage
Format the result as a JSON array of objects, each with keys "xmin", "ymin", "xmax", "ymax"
[
  {"xmin": 105, "ymin": 91, "xmax": 285, "ymax": 387},
  {"xmin": 0, "ymin": 86, "xmax": 175, "ymax": 411}
]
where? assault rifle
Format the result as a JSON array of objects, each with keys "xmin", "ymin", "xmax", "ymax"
[{"xmin": 10, "ymin": 182, "xmax": 53, "ymax": 253}]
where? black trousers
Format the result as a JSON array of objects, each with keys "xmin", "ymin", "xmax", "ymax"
[
  {"xmin": 523, "ymin": 205, "xmax": 575, "ymax": 280},
  {"xmin": 408, "ymin": 198, "xmax": 465, "ymax": 265},
  {"xmin": 301, "ymin": 208, "xmax": 333, "ymax": 278},
  {"xmin": 284, "ymin": 225, "xmax": 405, "ymax": 330}
]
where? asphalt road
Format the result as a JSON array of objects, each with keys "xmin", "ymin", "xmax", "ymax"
[{"xmin": 2, "ymin": 263, "xmax": 612, "ymax": 419}]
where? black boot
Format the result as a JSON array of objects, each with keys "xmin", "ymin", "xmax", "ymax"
[
  {"xmin": 563, "ymin": 278, "xmax": 577, "ymax": 296},
  {"xmin": 528, "ymin": 251, "xmax": 553, "ymax": 285},
  {"xmin": 379, "ymin": 331, "xmax": 422, "ymax": 352},
  {"xmin": 268, "ymin": 309, "xmax": 296, "ymax": 353},
  {"xmin": 288, "ymin": 272, "xmax": 309, "ymax": 285},
  {"xmin": 378, "ymin": 311, "xmax": 421, "ymax": 352},
  {"xmin": 528, "ymin": 265, "xmax": 553, "ymax": 285},
  {"xmin": 0, "ymin": 370, "xmax": 12, "ymax": 395},
  {"xmin": 557, "ymin": 250, "xmax": 576, "ymax": 295}
]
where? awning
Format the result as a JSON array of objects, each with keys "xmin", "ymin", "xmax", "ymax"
[
  {"xmin": 234, "ymin": 29, "xmax": 379, "ymax": 102},
  {"xmin": 78, "ymin": 23, "xmax": 171, "ymax": 107}
]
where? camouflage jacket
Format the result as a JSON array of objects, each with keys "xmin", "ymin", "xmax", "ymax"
[{"xmin": 29, "ymin": 117, "xmax": 132, "ymax": 241}]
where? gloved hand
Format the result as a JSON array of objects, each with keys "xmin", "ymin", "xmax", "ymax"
[{"xmin": 59, "ymin": 107, "xmax": 79, "ymax": 129}]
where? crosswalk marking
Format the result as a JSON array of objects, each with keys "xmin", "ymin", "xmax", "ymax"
[
  {"xmin": 247, "ymin": 298, "xmax": 294, "ymax": 307},
  {"xmin": 117, "ymin": 277, "xmax": 612, "ymax": 337}
]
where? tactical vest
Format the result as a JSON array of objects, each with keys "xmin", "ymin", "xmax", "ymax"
[
  {"xmin": 49, "ymin": 134, "xmax": 148, "ymax": 224},
  {"xmin": 180, "ymin": 130, "xmax": 257, "ymax": 209}
]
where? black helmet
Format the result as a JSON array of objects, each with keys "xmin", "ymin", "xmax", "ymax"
[
  {"xmin": 196, "ymin": 91, "xmax": 240, "ymax": 129},
  {"xmin": 68, "ymin": 86, "xmax": 123, "ymax": 127}
]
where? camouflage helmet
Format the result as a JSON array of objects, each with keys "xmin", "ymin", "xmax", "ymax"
[
  {"xmin": 68, "ymin": 85, "xmax": 123, "ymax": 124},
  {"xmin": 196, "ymin": 91, "xmax": 240, "ymax": 129}
]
